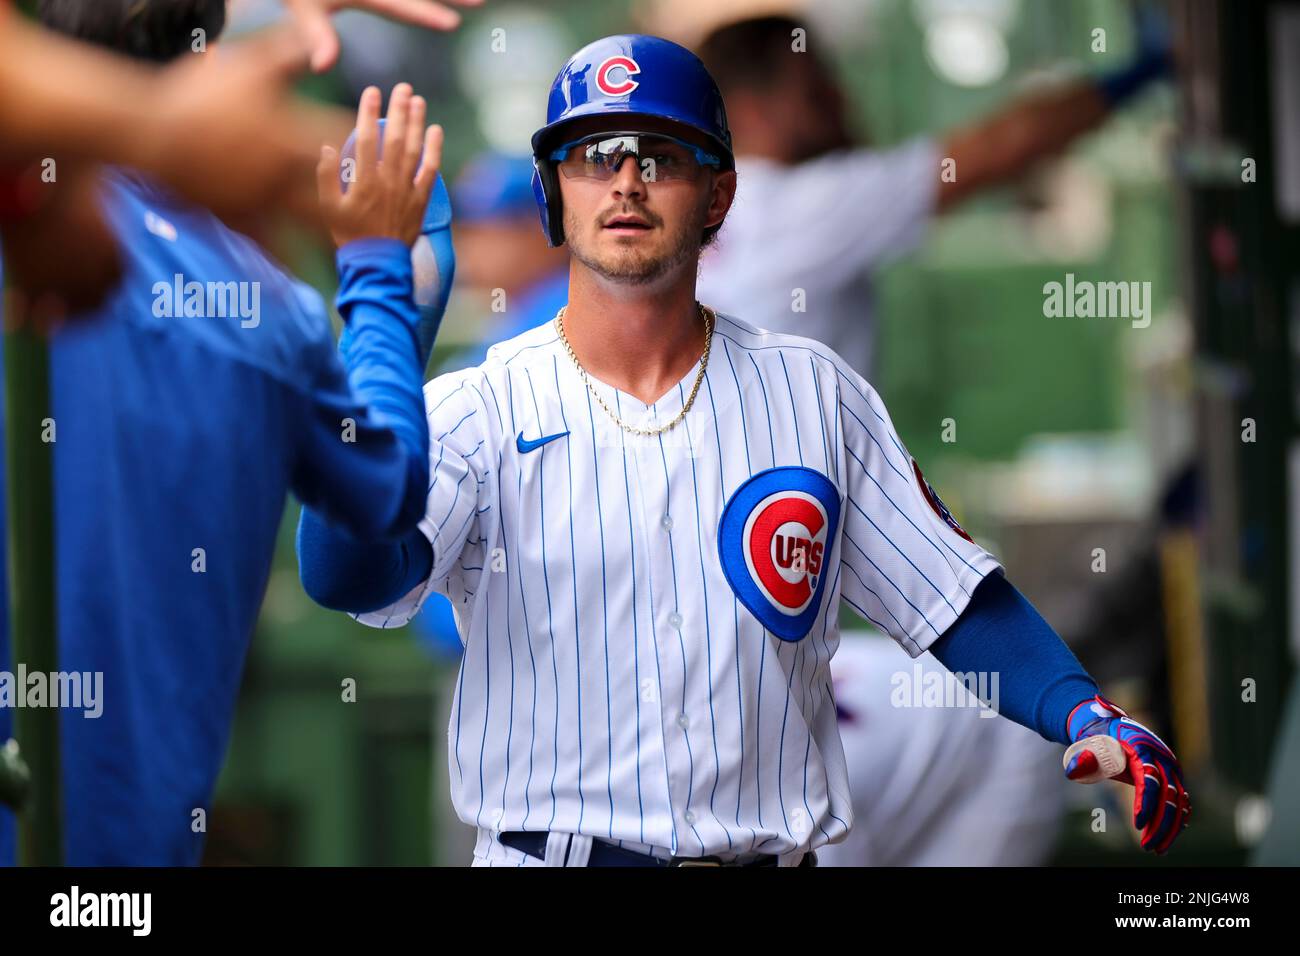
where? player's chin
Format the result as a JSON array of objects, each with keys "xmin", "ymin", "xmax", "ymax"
[{"xmin": 596, "ymin": 239, "xmax": 654, "ymax": 265}]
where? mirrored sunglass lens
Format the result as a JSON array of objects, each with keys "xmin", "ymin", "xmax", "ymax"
[
  {"xmin": 556, "ymin": 135, "xmax": 705, "ymax": 180},
  {"xmin": 638, "ymin": 139, "xmax": 699, "ymax": 180},
  {"xmin": 588, "ymin": 136, "xmax": 637, "ymax": 158},
  {"xmin": 558, "ymin": 138, "xmax": 627, "ymax": 179}
]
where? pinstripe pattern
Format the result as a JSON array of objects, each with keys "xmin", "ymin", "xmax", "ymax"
[{"xmin": 353, "ymin": 313, "xmax": 1001, "ymax": 858}]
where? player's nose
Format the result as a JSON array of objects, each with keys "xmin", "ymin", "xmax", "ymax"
[{"xmin": 609, "ymin": 155, "xmax": 646, "ymax": 200}]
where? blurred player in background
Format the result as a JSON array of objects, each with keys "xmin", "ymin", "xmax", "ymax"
[
  {"xmin": 816, "ymin": 633, "xmax": 1065, "ymax": 866},
  {"xmin": 0, "ymin": 0, "xmax": 455, "ymax": 864},
  {"xmin": 695, "ymin": 12, "xmax": 1171, "ymax": 378}
]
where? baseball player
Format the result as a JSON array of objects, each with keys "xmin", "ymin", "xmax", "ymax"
[
  {"xmin": 299, "ymin": 35, "xmax": 1191, "ymax": 866},
  {"xmin": 0, "ymin": 0, "xmax": 454, "ymax": 865}
]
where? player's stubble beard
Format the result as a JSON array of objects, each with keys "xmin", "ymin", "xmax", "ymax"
[{"xmin": 564, "ymin": 196, "xmax": 710, "ymax": 287}]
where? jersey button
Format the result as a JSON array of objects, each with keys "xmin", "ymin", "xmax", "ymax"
[
  {"xmin": 677, "ymin": 713, "xmax": 690, "ymax": 730},
  {"xmin": 683, "ymin": 810, "xmax": 696, "ymax": 825},
  {"xmin": 660, "ymin": 514, "xmax": 673, "ymax": 531},
  {"xmin": 668, "ymin": 612, "xmax": 682, "ymax": 629}
]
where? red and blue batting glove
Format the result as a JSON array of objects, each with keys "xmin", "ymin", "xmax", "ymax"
[{"xmin": 1066, "ymin": 694, "xmax": 1191, "ymax": 854}]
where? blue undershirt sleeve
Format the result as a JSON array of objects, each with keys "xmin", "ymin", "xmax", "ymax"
[
  {"xmin": 296, "ymin": 515, "xmax": 433, "ymax": 613},
  {"xmin": 929, "ymin": 572, "xmax": 1099, "ymax": 745}
]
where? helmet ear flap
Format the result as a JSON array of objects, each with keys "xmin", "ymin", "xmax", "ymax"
[{"xmin": 531, "ymin": 160, "xmax": 565, "ymax": 247}]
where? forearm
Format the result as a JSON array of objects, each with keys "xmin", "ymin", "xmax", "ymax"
[
  {"xmin": 937, "ymin": 83, "xmax": 1108, "ymax": 211},
  {"xmin": 334, "ymin": 237, "xmax": 429, "ymax": 462},
  {"xmin": 980, "ymin": 82, "xmax": 1108, "ymax": 167},
  {"xmin": 929, "ymin": 572, "xmax": 1098, "ymax": 744},
  {"xmin": 292, "ymin": 238, "xmax": 429, "ymax": 540},
  {"xmin": 0, "ymin": 17, "xmax": 161, "ymax": 165}
]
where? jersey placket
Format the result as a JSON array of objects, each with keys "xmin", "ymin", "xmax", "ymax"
[{"xmin": 620, "ymin": 396, "xmax": 701, "ymax": 858}]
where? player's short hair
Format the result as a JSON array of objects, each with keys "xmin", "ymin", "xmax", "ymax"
[
  {"xmin": 697, "ymin": 15, "xmax": 815, "ymax": 94},
  {"xmin": 38, "ymin": 0, "xmax": 227, "ymax": 63}
]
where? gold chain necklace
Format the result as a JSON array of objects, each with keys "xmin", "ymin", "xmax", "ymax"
[{"xmin": 554, "ymin": 302, "xmax": 714, "ymax": 438}]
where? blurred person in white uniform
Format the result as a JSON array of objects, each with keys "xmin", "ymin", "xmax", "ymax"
[
  {"xmin": 695, "ymin": 13, "xmax": 1172, "ymax": 377},
  {"xmin": 816, "ymin": 632, "xmax": 1065, "ymax": 867}
]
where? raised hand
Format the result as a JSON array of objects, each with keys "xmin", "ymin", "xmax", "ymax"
[
  {"xmin": 282, "ymin": 0, "xmax": 486, "ymax": 72},
  {"xmin": 316, "ymin": 84, "xmax": 444, "ymax": 248}
]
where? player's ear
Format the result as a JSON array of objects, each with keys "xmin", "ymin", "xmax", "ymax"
[{"xmin": 704, "ymin": 168, "xmax": 736, "ymax": 231}]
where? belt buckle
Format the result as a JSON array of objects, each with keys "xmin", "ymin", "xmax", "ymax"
[{"xmin": 672, "ymin": 856, "xmax": 724, "ymax": 867}]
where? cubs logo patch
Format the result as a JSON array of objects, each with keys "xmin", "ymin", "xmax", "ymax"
[
  {"xmin": 911, "ymin": 458, "xmax": 974, "ymax": 543},
  {"xmin": 596, "ymin": 55, "xmax": 640, "ymax": 96},
  {"xmin": 718, "ymin": 466, "xmax": 841, "ymax": 642}
]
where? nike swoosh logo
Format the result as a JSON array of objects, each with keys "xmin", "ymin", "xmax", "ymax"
[{"xmin": 516, "ymin": 430, "xmax": 569, "ymax": 454}]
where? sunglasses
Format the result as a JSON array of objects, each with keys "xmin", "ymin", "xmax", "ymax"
[{"xmin": 549, "ymin": 131, "xmax": 722, "ymax": 182}]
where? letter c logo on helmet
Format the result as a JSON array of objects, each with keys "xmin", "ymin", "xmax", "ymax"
[{"xmin": 596, "ymin": 55, "xmax": 641, "ymax": 96}]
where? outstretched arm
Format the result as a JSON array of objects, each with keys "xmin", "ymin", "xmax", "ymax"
[
  {"xmin": 297, "ymin": 86, "xmax": 489, "ymax": 617},
  {"xmin": 292, "ymin": 84, "xmax": 442, "ymax": 542},
  {"xmin": 937, "ymin": 11, "xmax": 1171, "ymax": 211},
  {"xmin": 832, "ymin": 363, "xmax": 1190, "ymax": 854},
  {"xmin": 930, "ymin": 572, "xmax": 1191, "ymax": 853},
  {"xmin": 936, "ymin": 84, "xmax": 1109, "ymax": 212}
]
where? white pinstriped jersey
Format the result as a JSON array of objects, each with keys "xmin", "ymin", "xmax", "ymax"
[{"xmin": 355, "ymin": 311, "xmax": 1002, "ymax": 859}]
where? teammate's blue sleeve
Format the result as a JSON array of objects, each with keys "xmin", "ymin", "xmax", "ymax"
[
  {"xmin": 291, "ymin": 237, "xmax": 429, "ymax": 540},
  {"xmin": 333, "ymin": 237, "xmax": 430, "ymax": 462},
  {"xmin": 929, "ymin": 572, "xmax": 1098, "ymax": 745}
]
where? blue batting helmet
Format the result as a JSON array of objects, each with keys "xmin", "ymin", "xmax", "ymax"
[{"xmin": 529, "ymin": 34, "xmax": 734, "ymax": 247}]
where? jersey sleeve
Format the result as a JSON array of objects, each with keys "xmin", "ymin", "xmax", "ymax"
[
  {"xmin": 352, "ymin": 371, "xmax": 498, "ymax": 629},
  {"xmin": 835, "ymin": 366, "xmax": 1002, "ymax": 657}
]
